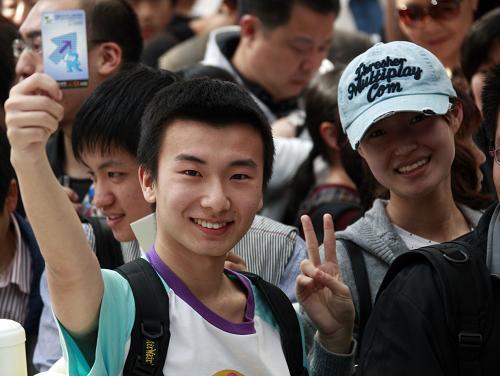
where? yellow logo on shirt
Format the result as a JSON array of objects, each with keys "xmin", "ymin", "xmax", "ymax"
[{"xmin": 212, "ymin": 370, "xmax": 245, "ymax": 376}]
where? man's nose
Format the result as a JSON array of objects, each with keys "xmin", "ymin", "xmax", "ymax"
[
  {"xmin": 15, "ymin": 50, "xmax": 39, "ymax": 80},
  {"xmin": 300, "ymin": 47, "xmax": 327, "ymax": 73},
  {"xmin": 200, "ymin": 180, "xmax": 230, "ymax": 213},
  {"xmin": 92, "ymin": 183, "xmax": 114, "ymax": 209}
]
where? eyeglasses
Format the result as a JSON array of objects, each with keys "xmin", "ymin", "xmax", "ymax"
[
  {"xmin": 398, "ymin": 0, "xmax": 462, "ymax": 27},
  {"xmin": 489, "ymin": 147, "xmax": 500, "ymax": 166},
  {"xmin": 12, "ymin": 36, "xmax": 107, "ymax": 60}
]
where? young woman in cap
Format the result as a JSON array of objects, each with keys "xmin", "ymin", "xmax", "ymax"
[{"xmin": 305, "ymin": 41, "xmax": 488, "ymax": 347}]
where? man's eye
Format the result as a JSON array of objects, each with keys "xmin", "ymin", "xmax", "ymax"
[
  {"xmin": 108, "ymin": 172, "xmax": 124, "ymax": 178},
  {"xmin": 232, "ymin": 174, "xmax": 250, "ymax": 180},
  {"xmin": 183, "ymin": 170, "xmax": 200, "ymax": 177},
  {"xmin": 289, "ymin": 44, "xmax": 310, "ymax": 54}
]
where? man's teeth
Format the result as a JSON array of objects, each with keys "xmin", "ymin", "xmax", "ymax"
[
  {"xmin": 194, "ymin": 219, "xmax": 227, "ymax": 229},
  {"xmin": 397, "ymin": 158, "xmax": 429, "ymax": 174}
]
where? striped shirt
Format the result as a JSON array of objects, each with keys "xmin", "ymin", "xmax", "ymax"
[
  {"xmin": 0, "ymin": 214, "xmax": 32, "ymax": 324},
  {"xmin": 82, "ymin": 222, "xmax": 142, "ymax": 262}
]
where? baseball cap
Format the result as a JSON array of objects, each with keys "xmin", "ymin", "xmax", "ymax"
[{"xmin": 338, "ymin": 41, "xmax": 457, "ymax": 149}]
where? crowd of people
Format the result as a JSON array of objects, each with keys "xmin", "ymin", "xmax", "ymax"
[{"xmin": 1, "ymin": 0, "xmax": 500, "ymax": 375}]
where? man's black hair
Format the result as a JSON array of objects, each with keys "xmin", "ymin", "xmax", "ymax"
[
  {"xmin": 238, "ymin": 0, "xmax": 339, "ymax": 30},
  {"xmin": 482, "ymin": 64, "xmax": 500, "ymax": 146},
  {"xmin": 461, "ymin": 7, "xmax": 500, "ymax": 83},
  {"xmin": 0, "ymin": 130, "xmax": 15, "ymax": 208},
  {"xmin": 0, "ymin": 17, "xmax": 17, "ymax": 107},
  {"xmin": 82, "ymin": 0, "xmax": 143, "ymax": 63},
  {"xmin": 138, "ymin": 78, "xmax": 275, "ymax": 190},
  {"xmin": 72, "ymin": 64, "xmax": 178, "ymax": 161},
  {"xmin": 177, "ymin": 64, "xmax": 237, "ymax": 83}
]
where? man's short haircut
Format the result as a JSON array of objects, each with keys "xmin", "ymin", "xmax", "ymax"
[
  {"xmin": 72, "ymin": 64, "xmax": 178, "ymax": 161},
  {"xmin": 81, "ymin": 0, "xmax": 143, "ymax": 63},
  {"xmin": 238, "ymin": 0, "xmax": 339, "ymax": 30},
  {"xmin": 0, "ymin": 130, "xmax": 15, "ymax": 208},
  {"xmin": 138, "ymin": 78, "xmax": 275, "ymax": 190},
  {"xmin": 482, "ymin": 64, "xmax": 500, "ymax": 146},
  {"xmin": 461, "ymin": 7, "xmax": 500, "ymax": 83}
]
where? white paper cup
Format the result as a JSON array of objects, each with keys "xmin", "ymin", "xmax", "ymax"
[{"xmin": 0, "ymin": 319, "xmax": 27, "ymax": 376}]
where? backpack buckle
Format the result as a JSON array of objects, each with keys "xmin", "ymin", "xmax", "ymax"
[
  {"xmin": 141, "ymin": 321, "xmax": 164, "ymax": 340},
  {"xmin": 458, "ymin": 331, "xmax": 483, "ymax": 349}
]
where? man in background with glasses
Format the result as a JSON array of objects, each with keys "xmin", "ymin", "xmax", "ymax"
[{"xmin": 10, "ymin": 0, "xmax": 142, "ymax": 214}]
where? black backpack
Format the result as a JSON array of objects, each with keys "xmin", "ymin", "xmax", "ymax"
[
  {"xmin": 373, "ymin": 241, "xmax": 500, "ymax": 375},
  {"xmin": 338, "ymin": 239, "xmax": 372, "ymax": 351},
  {"xmin": 116, "ymin": 258, "xmax": 309, "ymax": 376}
]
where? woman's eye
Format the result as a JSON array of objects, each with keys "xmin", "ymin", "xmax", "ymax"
[
  {"xmin": 367, "ymin": 129, "xmax": 385, "ymax": 139},
  {"xmin": 409, "ymin": 114, "xmax": 427, "ymax": 125}
]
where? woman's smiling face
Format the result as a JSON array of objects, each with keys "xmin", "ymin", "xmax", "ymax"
[{"xmin": 358, "ymin": 110, "xmax": 460, "ymax": 200}]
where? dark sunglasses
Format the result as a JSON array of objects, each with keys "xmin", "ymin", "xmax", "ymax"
[{"xmin": 398, "ymin": 0, "xmax": 462, "ymax": 27}]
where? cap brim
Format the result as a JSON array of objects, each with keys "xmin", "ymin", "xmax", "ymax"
[{"xmin": 346, "ymin": 93, "xmax": 451, "ymax": 149}]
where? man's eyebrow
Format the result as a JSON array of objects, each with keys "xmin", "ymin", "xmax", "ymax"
[
  {"xmin": 175, "ymin": 154, "xmax": 257, "ymax": 168},
  {"xmin": 175, "ymin": 154, "xmax": 206, "ymax": 164},
  {"xmin": 97, "ymin": 160, "xmax": 125, "ymax": 170},
  {"xmin": 289, "ymin": 36, "xmax": 314, "ymax": 45},
  {"xmin": 25, "ymin": 31, "xmax": 42, "ymax": 39},
  {"xmin": 229, "ymin": 159, "xmax": 257, "ymax": 169},
  {"xmin": 289, "ymin": 35, "xmax": 332, "ymax": 46}
]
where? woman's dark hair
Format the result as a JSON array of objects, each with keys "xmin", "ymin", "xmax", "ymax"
[
  {"xmin": 284, "ymin": 67, "xmax": 365, "ymax": 225},
  {"xmin": 450, "ymin": 85, "xmax": 493, "ymax": 209}
]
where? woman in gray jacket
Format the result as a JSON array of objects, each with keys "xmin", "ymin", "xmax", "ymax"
[{"xmin": 303, "ymin": 41, "xmax": 489, "ymax": 351}]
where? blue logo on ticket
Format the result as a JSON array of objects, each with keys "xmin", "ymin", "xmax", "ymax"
[{"xmin": 42, "ymin": 9, "xmax": 89, "ymax": 89}]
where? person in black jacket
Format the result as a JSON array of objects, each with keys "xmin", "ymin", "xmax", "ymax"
[{"xmin": 357, "ymin": 64, "xmax": 500, "ymax": 375}]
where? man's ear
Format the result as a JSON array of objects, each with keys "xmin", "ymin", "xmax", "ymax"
[
  {"xmin": 5, "ymin": 179, "xmax": 18, "ymax": 214},
  {"xmin": 239, "ymin": 15, "xmax": 259, "ymax": 42},
  {"xmin": 319, "ymin": 121, "xmax": 342, "ymax": 151},
  {"xmin": 93, "ymin": 42, "xmax": 122, "ymax": 77},
  {"xmin": 138, "ymin": 165, "xmax": 156, "ymax": 204}
]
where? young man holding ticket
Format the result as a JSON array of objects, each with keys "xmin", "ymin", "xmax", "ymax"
[{"xmin": 13, "ymin": 0, "xmax": 142, "ymax": 211}]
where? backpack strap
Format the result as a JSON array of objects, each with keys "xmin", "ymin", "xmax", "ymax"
[
  {"xmin": 241, "ymin": 271, "xmax": 308, "ymax": 376},
  {"xmin": 339, "ymin": 239, "xmax": 372, "ymax": 345},
  {"xmin": 116, "ymin": 262, "xmax": 307, "ymax": 375},
  {"xmin": 379, "ymin": 241, "xmax": 493, "ymax": 376},
  {"xmin": 82, "ymin": 216, "xmax": 124, "ymax": 269},
  {"xmin": 116, "ymin": 258, "xmax": 170, "ymax": 376}
]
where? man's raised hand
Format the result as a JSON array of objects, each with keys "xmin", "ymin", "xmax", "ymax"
[{"xmin": 5, "ymin": 73, "xmax": 63, "ymax": 165}]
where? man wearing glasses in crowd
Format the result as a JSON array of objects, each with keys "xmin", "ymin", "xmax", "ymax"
[{"xmin": 11, "ymin": 0, "xmax": 142, "ymax": 211}]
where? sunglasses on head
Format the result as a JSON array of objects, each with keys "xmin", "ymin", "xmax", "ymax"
[{"xmin": 398, "ymin": 0, "xmax": 462, "ymax": 27}]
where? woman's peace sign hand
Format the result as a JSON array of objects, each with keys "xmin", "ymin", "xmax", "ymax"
[{"xmin": 297, "ymin": 214, "xmax": 355, "ymax": 354}]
